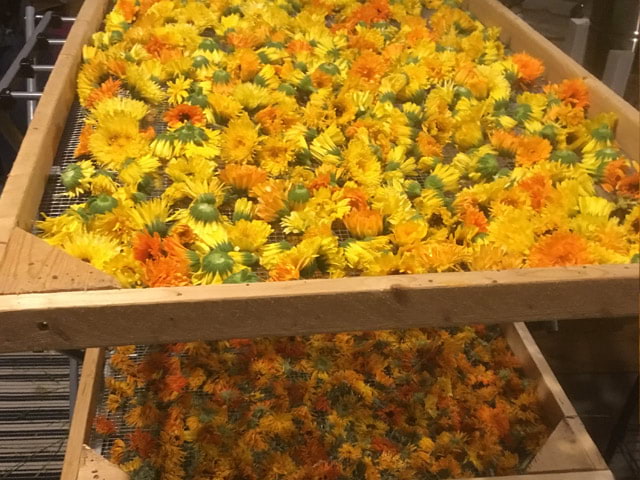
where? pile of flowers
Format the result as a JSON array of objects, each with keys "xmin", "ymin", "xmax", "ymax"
[
  {"xmin": 37, "ymin": 0, "xmax": 639, "ymax": 288},
  {"xmin": 96, "ymin": 326, "xmax": 549, "ymax": 479}
]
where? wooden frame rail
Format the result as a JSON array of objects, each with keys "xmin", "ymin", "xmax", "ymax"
[
  {"xmin": 61, "ymin": 324, "xmax": 614, "ymax": 480},
  {"xmin": 0, "ymin": 0, "xmax": 637, "ymax": 353},
  {"xmin": 0, "ymin": 264, "xmax": 637, "ymax": 352}
]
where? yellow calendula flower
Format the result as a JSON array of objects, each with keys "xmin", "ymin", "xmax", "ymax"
[
  {"xmin": 221, "ymin": 114, "xmax": 261, "ymax": 164},
  {"xmin": 60, "ymin": 231, "xmax": 121, "ymax": 270},
  {"xmin": 227, "ymin": 220, "xmax": 273, "ymax": 252}
]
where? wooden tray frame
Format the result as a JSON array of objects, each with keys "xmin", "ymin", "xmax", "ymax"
[
  {"xmin": 0, "ymin": 1, "xmax": 637, "ymax": 353},
  {"xmin": 60, "ymin": 323, "xmax": 614, "ymax": 480},
  {"xmin": 0, "ymin": 1, "xmax": 628, "ymax": 479}
]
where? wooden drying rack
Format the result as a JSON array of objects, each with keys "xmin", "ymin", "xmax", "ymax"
[
  {"xmin": 0, "ymin": 0, "xmax": 636, "ymax": 353},
  {"xmin": 61, "ymin": 323, "xmax": 615, "ymax": 480},
  {"xmin": 0, "ymin": 1, "xmax": 633, "ymax": 479}
]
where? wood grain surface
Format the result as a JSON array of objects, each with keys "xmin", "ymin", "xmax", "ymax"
[
  {"xmin": 0, "ymin": 264, "xmax": 635, "ymax": 352},
  {"xmin": 0, "ymin": 227, "xmax": 120, "ymax": 295},
  {"xmin": 60, "ymin": 348, "xmax": 105, "ymax": 480}
]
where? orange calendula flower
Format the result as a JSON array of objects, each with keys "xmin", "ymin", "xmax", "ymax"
[
  {"xmin": 344, "ymin": 0, "xmax": 391, "ymax": 28},
  {"xmin": 416, "ymin": 132, "xmax": 443, "ymax": 158},
  {"xmin": 94, "ymin": 415, "xmax": 118, "ymax": 435},
  {"xmin": 163, "ymin": 104, "xmax": 206, "ymax": 128},
  {"xmin": 461, "ymin": 205, "xmax": 489, "ymax": 232},
  {"xmin": 220, "ymin": 164, "xmax": 268, "ymax": 191},
  {"xmin": 252, "ymin": 180, "xmax": 287, "ymax": 222},
  {"xmin": 343, "ymin": 208, "xmax": 384, "ymax": 239},
  {"xmin": 490, "ymin": 130, "xmax": 519, "ymax": 156},
  {"xmin": 128, "ymin": 429, "xmax": 156, "ymax": 459},
  {"xmin": 286, "ymin": 39, "xmax": 313, "ymax": 55},
  {"xmin": 551, "ymin": 78, "xmax": 590, "ymax": 109},
  {"xmin": 115, "ymin": 0, "xmax": 137, "ymax": 22},
  {"xmin": 602, "ymin": 159, "xmax": 639, "ymax": 199},
  {"xmin": 85, "ymin": 78, "xmax": 122, "ymax": 109},
  {"xmin": 348, "ymin": 51, "xmax": 387, "ymax": 87},
  {"xmin": 518, "ymin": 174, "xmax": 554, "ymax": 211},
  {"xmin": 269, "ymin": 263, "xmax": 300, "ymax": 282},
  {"xmin": 74, "ymin": 123, "xmax": 93, "ymax": 157},
  {"xmin": 254, "ymin": 105, "xmax": 297, "ymax": 135},
  {"xmin": 511, "ymin": 52, "xmax": 545, "ymax": 83},
  {"xmin": 515, "ymin": 135, "xmax": 552, "ymax": 167},
  {"xmin": 528, "ymin": 231, "xmax": 594, "ymax": 267}
]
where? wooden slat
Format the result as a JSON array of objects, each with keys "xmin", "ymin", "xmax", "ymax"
[
  {"xmin": 0, "ymin": 264, "xmax": 636, "ymax": 352},
  {"xmin": 506, "ymin": 323, "xmax": 607, "ymax": 474},
  {"xmin": 0, "ymin": 228, "xmax": 120, "ymax": 295},
  {"xmin": 0, "ymin": 0, "xmax": 111, "ymax": 269},
  {"xmin": 77, "ymin": 445, "xmax": 127, "ymax": 480},
  {"xmin": 60, "ymin": 348, "xmax": 104, "ymax": 480},
  {"xmin": 504, "ymin": 323, "xmax": 576, "ymax": 423},
  {"xmin": 466, "ymin": 0, "xmax": 639, "ymax": 161},
  {"xmin": 528, "ymin": 417, "xmax": 608, "ymax": 473}
]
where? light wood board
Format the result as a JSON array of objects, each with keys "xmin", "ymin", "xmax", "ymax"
[
  {"xmin": 60, "ymin": 348, "xmax": 105, "ymax": 480},
  {"xmin": 0, "ymin": 264, "xmax": 636, "ymax": 352},
  {"xmin": 0, "ymin": 227, "xmax": 120, "ymax": 295}
]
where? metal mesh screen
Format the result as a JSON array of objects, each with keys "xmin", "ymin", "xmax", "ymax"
[{"xmin": 36, "ymin": 102, "xmax": 88, "ymax": 219}]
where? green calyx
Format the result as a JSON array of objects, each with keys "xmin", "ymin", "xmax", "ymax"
[
  {"xmin": 146, "ymin": 218, "xmax": 169, "ymax": 237},
  {"xmin": 454, "ymin": 86, "xmax": 472, "ymax": 100},
  {"xmin": 288, "ymin": 184, "xmax": 310, "ymax": 204},
  {"xmin": 187, "ymin": 86, "xmax": 209, "ymax": 108},
  {"xmin": 277, "ymin": 83, "xmax": 296, "ymax": 96},
  {"xmin": 61, "ymin": 164, "xmax": 84, "ymax": 190},
  {"xmin": 132, "ymin": 191, "xmax": 148, "ymax": 203},
  {"xmin": 175, "ymin": 123, "xmax": 208, "ymax": 144},
  {"xmin": 423, "ymin": 174, "xmax": 444, "ymax": 191},
  {"xmin": 385, "ymin": 161, "xmax": 401, "ymax": 172},
  {"xmin": 595, "ymin": 147, "xmax": 619, "ymax": 161},
  {"xmin": 477, "ymin": 153, "xmax": 500, "ymax": 178},
  {"xmin": 192, "ymin": 55, "xmax": 210, "ymax": 68},
  {"xmin": 87, "ymin": 194, "xmax": 118, "ymax": 215},
  {"xmin": 196, "ymin": 193, "xmax": 216, "ymax": 204},
  {"xmin": 379, "ymin": 92, "xmax": 396, "ymax": 103},
  {"xmin": 297, "ymin": 75, "xmax": 315, "ymax": 93},
  {"xmin": 202, "ymin": 250, "xmax": 234, "ymax": 275},
  {"xmin": 213, "ymin": 69, "xmax": 231, "ymax": 84},
  {"xmin": 190, "ymin": 200, "xmax": 220, "ymax": 223},
  {"xmin": 223, "ymin": 269, "xmax": 261, "ymax": 284},
  {"xmin": 551, "ymin": 150, "xmax": 579, "ymax": 165},
  {"xmin": 539, "ymin": 124, "xmax": 557, "ymax": 143},
  {"xmin": 318, "ymin": 63, "xmax": 340, "ymax": 75},
  {"xmin": 198, "ymin": 38, "xmax": 220, "ymax": 52},
  {"xmin": 109, "ymin": 30, "xmax": 123, "ymax": 44},
  {"xmin": 405, "ymin": 180, "xmax": 422, "ymax": 199},
  {"xmin": 513, "ymin": 103, "xmax": 532, "ymax": 123},
  {"xmin": 591, "ymin": 124, "xmax": 614, "ymax": 142}
]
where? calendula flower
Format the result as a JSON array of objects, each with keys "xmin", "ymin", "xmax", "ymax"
[
  {"xmin": 511, "ymin": 52, "xmax": 545, "ymax": 83},
  {"xmin": 515, "ymin": 135, "xmax": 552, "ymax": 167},
  {"xmin": 219, "ymin": 164, "xmax": 268, "ymax": 192},
  {"xmin": 61, "ymin": 231, "xmax": 121, "ymax": 269},
  {"xmin": 528, "ymin": 231, "xmax": 594, "ymax": 267},
  {"xmin": 227, "ymin": 220, "xmax": 273, "ymax": 252},
  {"xmin": 221, "ymin": 114, "xmax": 261, "ymax": 163},
  {"xmin": 343, "ymin": 208, "xmax": 384, "ymax": 239},
  {"xmin": 163, "ymin": 104, "xmax": 206, "ymax": 128}
]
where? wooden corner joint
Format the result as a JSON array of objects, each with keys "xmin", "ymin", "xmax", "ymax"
[
  {"xmin": 0, "ymin": 227, "xmax": 120, "ymax": 295},
  {"xmin": 78, "ymin": 445, "xmax": 127, "ymax": 480}
]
